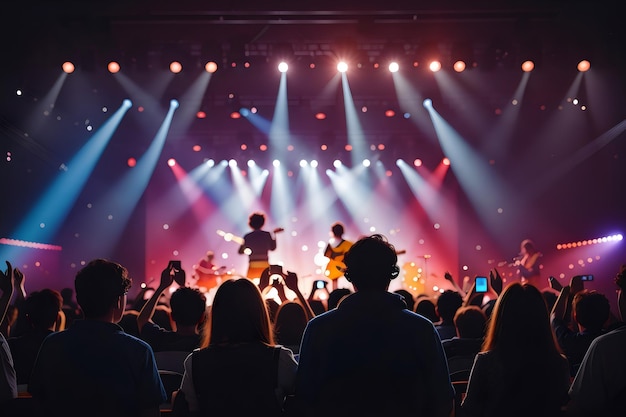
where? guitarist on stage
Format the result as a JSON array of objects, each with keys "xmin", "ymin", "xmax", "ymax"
[
  {"xmin": 193, "ymin": 251, "xmax": 226, "ymax": 291},
  {"xmin": 324, "ymin": 222, "xmax": 353, "ymax": 291},
  {"xmin": 238, "ymin": 212, "xmax": 280, "ymax": 279}
]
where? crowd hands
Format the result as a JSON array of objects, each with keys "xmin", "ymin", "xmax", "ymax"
[{"xmin": 0, "ymin": 248, "xmax": 624, "ymax": 417}]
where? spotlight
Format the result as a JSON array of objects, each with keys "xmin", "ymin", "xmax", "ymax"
[
  {"xmin": 442, "ymin": 157, "xmax": 451, "ymax": 166},
  {"xmin": 167, "ymin": 158, "xmax": 176, "ymax": 167},
  {"xmin": 577, "ymin": 60, "xmax": 590, "ymax": 72},
  {"xmin": 273, "ymin": 160, "xmax": 280, "ymax": 167},
  {"xmin": 240, "ymin": 108, "xmax": 250, "ymax": 117},
  {"xmin": 247, "ymin": 160, "xmax": 255, "ymax": 167},
  {"xmin": 299, "ymin": 160, "xmax": 307, "ymax": 167},
  {"xmin": 315, "ymin": 112, "xmax": 326, "ymax": 120},
  {"xmin": 205, "ymin": 61, "xmax": 218, "ymax": 73},
  {"xmin": 423, "ymin": 98, "xmax": 433, "ymax": 107},
  {"xmin": 62, "ymin": 62, "xmax": 75, "ymax": 74},
  {"xmin": 230, "ymin": 111, "xmax": 241, "ymax": 119},
  {"xmin": 311, "ymin": 160, "xmax": 318, "ymax": 168},
  {"xmin": 388, "ymin": 62, "xmax": 399, "ymax": 73},
  {"xmin": 228, "ymin": 159, "xmax": 237, "ymax": 167},
  {"xmin": 333, "ymin": 160, "xmax": 342, "ymax": 168},
  {"xmin": 127, "ymin": 157, "xmax": 137, "ymax": 167},
  {"xmin": 428, "ymin": 60, "xmax": 441, "ymax": 72},
  {"xmin": 385, "ymin": 109, "xmax": 395, "ymax": 117},
  {"xmin": 414, "ymin": 159, "xmax": 422, "ymax": 167},
  {"xmin": 362, "ymin": 159, "xmax": 371, "ymax": 167},
  {"xmin": 453, "ymin": 60, "xmax": 466, "ymax": 72},
  {"xmin": 170, "ymin": 99, "xmax": 179, "ymax": 109},
  {"xmin": 108, "ymin": 61, "xmax": 120, "ymax": 73},
  {"xmin": 169, "ymin": 61, "xmax": 182, "ymax": 73},
  {"xmin": 122, "ymin": 99, "xmax": 133, "ymax": 108},
  {"xmin": 521, "ymin": 60, "xmax": 534, "ymax": 72},
  {"xmin": 337, "ymin": 61, "xmax": 348, "ymax": 73},
  {"xmin": 278, "ymin": 62, "xmax": 289, "ymax": 73}
]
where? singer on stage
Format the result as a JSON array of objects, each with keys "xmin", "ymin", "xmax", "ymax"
[{"xmin": 516, "ymin": 239, "xmax": 543, "ymax": 288}]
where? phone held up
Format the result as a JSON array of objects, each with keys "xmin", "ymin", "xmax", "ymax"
[
  {"xmin": 475, "ymin": 276, "xmax": 488, "ymax": 293},
  {"xmin": 315, "ymin": 279, "xmax": 327, "ymax": 289},
  {"xmin": 169, "ymin": 260, "xmax": 186, "ymax": 286},
  {"xmin": 579, "ymin": 274, "xmax": 594, "ymax": 281},
  {"xmin": 269, "ymin": 264, "xmax": 286, "ymax": 285}
]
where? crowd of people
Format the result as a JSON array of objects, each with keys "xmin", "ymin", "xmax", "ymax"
[{"xmin": 1, "ymin": 232, "xmax": 625, "ymax": 417}]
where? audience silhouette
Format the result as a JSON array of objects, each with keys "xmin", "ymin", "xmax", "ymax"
[
  {"xmin": 8, "ymin": 289, "xmax": 63, "ymax": 386},
  {"xmin": 296, "ymin": 234, "xmax": 454, "ymax": 417},
  {"xmin": 0, "ymin": 237, "xmax": 621, "ymax": 417},
  {"xmin": 178, "ymin": 277, "xmax": 297, "ymax": 416},
  {"xmin": 138, "ymin": 262, "xmax": 206, "ymax": 353},
  {"xmin": 0, "ymin": 261, "xmax": 18, "ymax": 405},
  {"xmin": 462, "ymin": 283, "xmax": 570, "ymax": 417},
  {"xmin": 28, "ymin": 259, "xmax": 166, "ymax": 417}
]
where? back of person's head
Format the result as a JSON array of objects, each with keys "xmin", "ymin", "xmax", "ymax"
[
  {"xmin": 24, "ymin": 289, "xmax": 62, "ymax": 330},
  {"xmin": 436, "ymin": 290, "xmax": 463, "ymax": 322},
  {"xmin": 415, "ymin": 297, "xmax": 439, "ymax": 323},
  {"xmin": 343, "ymin": 234, "xmax": 399, "ymax": 291},
  {"xmin": 60, "ymin": 287, "xmax": 75, "ymax": 305},
  {"xmin": 118, "ymin": 310, "xmax": 140, "ymax": 337},
  {"xmin": 328, "ymin": 288, "xmax": 352, "ymax": 310},
  {"xmin": 274, "ymin": 302, "xmax": 308, "ymax": 347},
  {"xmin": 454, "ymin": 306, "xmax": 487, "ymax": 339},
  {"xmin": 169, "ymin": 287, "xmax": 207, "ymax": 327},
  {"xmin": 394, "ymin": 289, "xmax": 415, "ymax": 311},
  {"xmin": 75, "ymin": 259, "xmax": 131, "ymax": 319},
  {"xmin": 331, "ymin": 222, "xmax": 345, "ymax": 238},
  {"xmin": 266, "ymin": 299, "xmax": 280, "ymax": 323},
  {"xmin": 542, "ymin": 290, "xmax": 558, "ymax": 312},
  {"xmin": 248, "ymin": 212, "xmax": 266, "ymax": 229},
  {"xmin": 483, "ymin": 283, "xmax": 559, "ymax": 355},
  {"xmin": 572, "ymin": 290, "xmax": 610, "ymax": 331},
  {"xmin": 204, "ymin": 278, "xmax": 274, "ymax": 347}
]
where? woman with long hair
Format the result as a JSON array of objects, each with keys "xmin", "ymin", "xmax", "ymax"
[
  {"xmin": 462, "ymin": 283, "xmax": 570, "ymax": 417},
  {"xmin": 178, "ymin": 278, "xmax": 297, "ymax": 416}
]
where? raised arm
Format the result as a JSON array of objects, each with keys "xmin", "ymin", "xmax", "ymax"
[
  {"xmin": 0, "ymin": 261, "xmax": 15, "ymax": 334},
  {"xmin": 284, "ymin": 271, "xmax": 315, "ymax": 321},
  {"xmin": 444, "ymin": 271, "xmax": 466, "ymax": 298},
  {"xmin": 137, "ymin": 262, "xmax": 178, "ymax": 332},
  {"xmin": 551, "ymin": 286, "xmax": 571, "ymax": 322}
]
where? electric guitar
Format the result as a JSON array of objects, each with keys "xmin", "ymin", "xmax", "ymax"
[
  {"xmin": 193, "ymin": 265, "xmax": 229, "ymax": 290},
  {"xmin": 216, "ymin": 227, "xmax": 284, "ymax": 246}
]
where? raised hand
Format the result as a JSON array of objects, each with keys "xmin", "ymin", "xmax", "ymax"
[
  {"xmin": 570, "ymin": 275, "xmax": 584, "ymax": 296},
  {"xmin": 283, "ymin": 271, "xmax": 299, "ymax": 292},
  {"xmin": 489, "ymin": 268, "xmax": 503, "ymax": 295},
  {"xmin": 159, "ymin": 263, "xmax": 176, "ymax": 289},
  {"xmin": 0, "ymin": 261, "xmax": 14, "ymax": 296},
  {"xmin": 549, "ymin": 276, "xmax": 563, "ymax": 292}
]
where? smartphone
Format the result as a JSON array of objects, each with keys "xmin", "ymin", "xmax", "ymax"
[
  {"xmin": 269, "ymin": 264, "xmax": 284, "ymax": 276},
  {"xmin": 315, "ymin": 280, "xmax": 327, "ymax": 289},
  {"xmin": 475, "ymin": 276, "xmax": 488, "ymax": 293},
  {"xmin": 580, "ymin": 274, "xmax": 594, "ymax": 281},
  {"xmin": 170, "ymin": 260, "xmax": 185, "ymax": 286}
]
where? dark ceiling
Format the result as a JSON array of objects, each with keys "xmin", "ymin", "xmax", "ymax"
[{"xmin": 2, "ymin": 0, "xmax": 623, "ymax": 73}]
